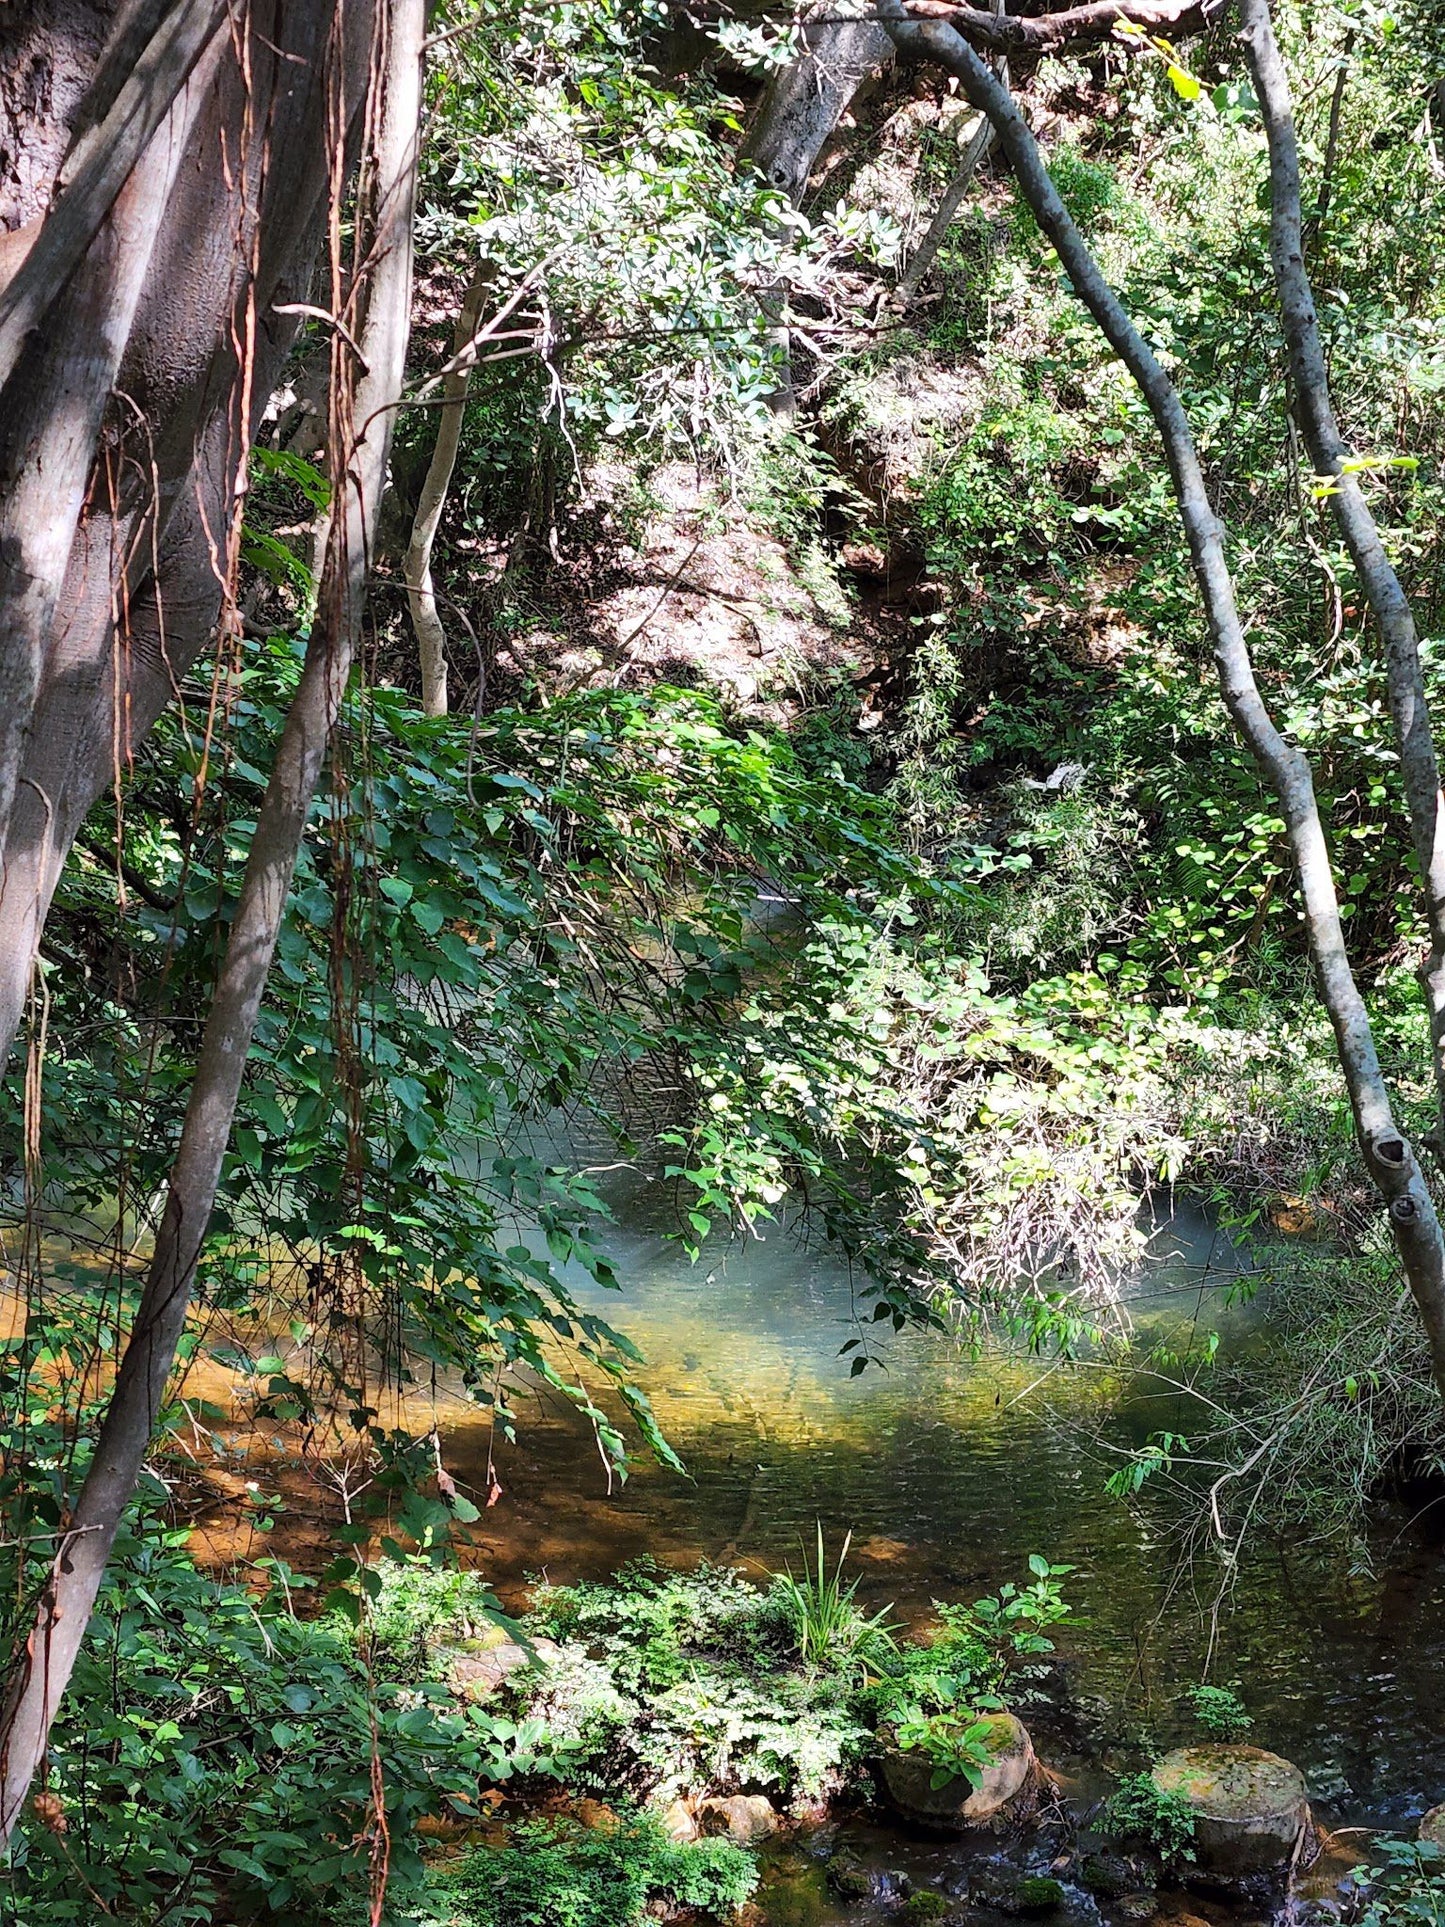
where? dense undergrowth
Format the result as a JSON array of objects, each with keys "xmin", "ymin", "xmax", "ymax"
[{"xmin": 1, "ymin": 1519, "xmax": 1072, "ymax": 1925}]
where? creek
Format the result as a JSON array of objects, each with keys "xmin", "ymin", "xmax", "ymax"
[{"xmin": 431, "ymin": 1131, "xmax": 1445, "ymax": 1863}]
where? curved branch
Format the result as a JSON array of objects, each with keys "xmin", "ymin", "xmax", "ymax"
[
  {"xmin": 900, "ymin": 0, "xmax": 1217, "ymax": 53},
  {"xmin": 406, "ymin": 259, "xmax": 492, "ymax": 717},
  {"xmin": 1238, "ymin": 0, "xmax": 1445, "ymax": 1161},
  {"xmin": 877, "ymin": 0, "xmax": 1445, "ymax": 1397}
]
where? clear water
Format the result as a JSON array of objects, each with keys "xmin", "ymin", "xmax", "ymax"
[{"xmin": 437, "ymin": 1144, "xmax": 1445, "ymax": 1838}]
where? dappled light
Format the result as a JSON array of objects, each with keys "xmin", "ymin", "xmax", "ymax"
[{"xmin": 1, "ymin": 0, "xmax": 1445, "ymax": 1922}]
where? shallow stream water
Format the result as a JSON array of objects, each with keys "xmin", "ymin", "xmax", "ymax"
[{"xmin": 432, "ymin": 1147, "xmax": 1445, "ymax": 1860}]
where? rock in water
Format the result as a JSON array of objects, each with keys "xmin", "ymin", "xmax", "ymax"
[
  {"xmin": 879, "ymin": 1712, "xmax": 1036, "ymax": 1831},
  {"xmin": 1151, "ymin": 1746, "xmax": 1313, "ymax": 1879}
]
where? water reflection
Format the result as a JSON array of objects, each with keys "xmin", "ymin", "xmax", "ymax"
[{"xmin": 440, "ymin": 1148, "xmax": 1445, "ymax": 1831}]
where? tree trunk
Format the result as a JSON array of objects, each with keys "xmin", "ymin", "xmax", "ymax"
[
  {"xmin": 877, "ymin": 0, "xmax": 1445, "ymax": 1399},
  {"xmin": 405, "ymin": 258, "xmax": 492, "ymax": 717},
  {"xmin": 739, "ymin": 8, "xmax": 895, "ymax": 202},
  {"xmin": 0, "ymin": 1, "xmax": 374, "ymax": 1074},
  {"xmin": 1238, "ymin": 0, "xmax": 1445, "ymax": 1162},
  {"xmin": 0, "ymin": 0, "xmax": 423, "ymax": 1841},
  {"xmin": 896, "ymin": 115, "xmax": 995, "ymax": 305}
]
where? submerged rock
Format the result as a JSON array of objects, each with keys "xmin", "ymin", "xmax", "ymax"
[
  {"xmin": 697, "ymin": 1793, "xmax": 781, "ymax": 1844},
  {"xmin": 1081, "ymin": 1852, "xmax": 1157, "ymax": 1900},
  {"xmin": 825, "ymin": 1851, "xmax": 875, "ymax": 1900},
  {"xmin": 1151, "ymin": 1745, "xmax": 1313, "ymax": 1880},
  {"xmin": 1013, "ymin": 1876, "xmax": 1067, "ymax": 1914},
  {"xmin": 879, "ymin": 1712, "xmax": 1037, "ymax": 1832},
  {"xmin": 1114, "ymin": 1894, "xmax": 1158, "ymax": 1923}
]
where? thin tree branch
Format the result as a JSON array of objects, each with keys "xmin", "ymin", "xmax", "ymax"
[
  {"xmin": 1239, "ymin": 0, "xmax": 1445, "ymax": 1164},
  {"xmin": 405, "ymin": 259, "xmax": 493, "ymax": 716},
  {"xmin": 877, "ymin": 0, "xmax": 1445, "ymax": 1397}
]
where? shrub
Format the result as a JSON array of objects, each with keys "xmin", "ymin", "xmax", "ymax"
[
  {"xmin": 416, "ymin": 1814, "xmax": 758, "ymax": 1927},
  {"xmin": 1351, "ymin": 1837, "xmax": 1445, "ymax": 1927},
  {"xmin": 7, "ymin": 1525, "xmax": 568, "ymax": 1924},
  {"xmin": 364, "ymin": 1556, "xmax": 514, "ymax": 1677},
  {"xmin": 1101, "ymin": 1772, "xmax": 1197, "ymax": 1863},
  {"xmin": 1184, "ymin": 1684, "xmax": 1251, "ymax": 1742}
]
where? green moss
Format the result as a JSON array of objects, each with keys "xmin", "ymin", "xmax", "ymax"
[
  {"xmin": 1015, "ymin": 1877, "xmax": 1066, "ymax": 1914},
  {"xmin": 901, "ymin": 1891, "xmax": 953, "ymax": 1923}
]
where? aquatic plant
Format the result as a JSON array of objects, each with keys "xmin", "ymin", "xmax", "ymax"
[
  {"xmin": 1185, "ymin": 1684, "xmax": 1252, "ymax": 1742},
  {"xmin": 900, "ymin": 1893, "xmax": 954, "ymax": 1925},
  {"xmin": 1101, "ymin": 1771, "xmax": 1197, "ymax": 1864},
  {"xmin": 888, "ymin": 1707, "xmax": 1003, "ymax": 1791},
  {"xmin": 773, "ymin": 1524, "xmax": 899, "ymax": 1672},
  {"xmin": 870, "ymin": 1558, "xmax": 1074, "ymax": 1723},
  {"xmin": 1014, "ymin": 1876, "xmax": 1067, "ymax": 1914}
]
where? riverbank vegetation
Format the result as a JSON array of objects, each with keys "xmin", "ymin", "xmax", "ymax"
[{"xmin": 2, "ymin": 0, "xmax": 1445, "ymax": 1917}]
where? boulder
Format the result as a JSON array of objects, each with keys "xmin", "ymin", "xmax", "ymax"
[
  {"xmin": 879, "ymin": 1711, "xmax": 1036, "ymax": 1832},
  {"xmin": 696, "ymin": 1793, "xmax": 781, "ymax": 1844},
  {"xmin": 1421, "ymin": 1806, "xmax": 1445, "ymax": 1852},
  {"xmin": 658, "ymin": 1797, "xmax": 698, "ymax": 1843},
  {"xmin": 1151, "ymin": 1746, "xmax": 1313, "ymax": 1880},
  {"xmin": 443, "ymin": 1635, "xmax": 559, "ymax": 1702}
]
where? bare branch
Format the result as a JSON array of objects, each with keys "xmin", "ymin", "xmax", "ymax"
[
  {"xmin": 877, "ymin": 0, "xmax": 1445, "ymax": 1396},
  {"xmin": 1238, "ymin": 0, "xmax": 1445, "ymax": 1164},
  {"xmin": 406, "ymin": 259, "xmax": 493, "ymax": 717}
]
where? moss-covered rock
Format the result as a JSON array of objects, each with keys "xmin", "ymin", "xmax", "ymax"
[
  {"xmin": 1014, "ymin": 1876, "xmax": 1066, "ymax": 1914},
  {"xmin": 900, "ymin": 1891, "xmax": 953, "ymax": 1924},
  {"xmin": 826, "ymin": 1852, "xmax": 874, "ymax": 1900},
  {"xmin": 1151, "ymin": 1745, "xmax": 1313, "ymax": 1880},
  {"xmin": 879, "ymin": 1711, "xmax": 1036, "ymax": 1832}
]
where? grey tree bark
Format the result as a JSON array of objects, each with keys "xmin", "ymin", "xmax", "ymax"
[
  {"xmin": 878, "ymin": 0, "xmax": 1445, "ymax": 1398},
  {"xmin": 896, "ymin": 113, "xmax": 996, "ymax": 305},
  {"xmin": 1238, "ymin": 0, "xmax": 1445, "ymax": 1162},
  {"xmin": 739, "ymin": 7, "xmax": 896, "ymax": 202},
  {"xmin": 0, "ymin": 0, "xmax": 422, "ymax": 1837},
  {"xmin": 405, "ymin": 258, "xmax": 492, "ymax": 717},
  {"xmin": 0, "ymin": 1, "xmax": 372, "ymax": 1072}
]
